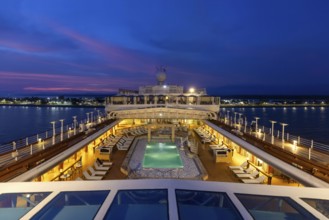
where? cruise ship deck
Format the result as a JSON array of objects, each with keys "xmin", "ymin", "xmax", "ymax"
[{"xmin": 1, "ymin": 70, "xmax": 329, "ymax": 219}]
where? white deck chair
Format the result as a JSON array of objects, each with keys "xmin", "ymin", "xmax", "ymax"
[
  {"xmin": 94, "ymin": 162, "xmax": 111, "ymax": 171},
  {"xmin": 241, "ymin": 175, "xmax": 266, "ymax": 184},
  {"xmin": 88, "ymin": 166, "xmax": 106, "ymax": 176},
  {"xmin": 97, "ymin": 158, "xmax": 112, "ymax": 166},
  {"xmin": 83, "ymin": 171, "xmax": 102, "ymax": 180},
  {"xmin": 229, "ymin": 161, "xmax": 248, "ymax": 170},
  {"xmin": 237, "ymin": 170, "xmax": 259, "ymax": 179},
  {"xmin": 124, "ymin": 136, "xmax": 134, "ymax": 141},
  {"xmin": 233, "ymin": 167, "xmax": 254, "ymax": 174}
]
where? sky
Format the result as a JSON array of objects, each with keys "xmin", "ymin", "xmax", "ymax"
[{"xmin": 0, "ymin": 0, "xmax": 329, "ymax": 96}]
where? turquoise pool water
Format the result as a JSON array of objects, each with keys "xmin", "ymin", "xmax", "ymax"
[{"xmin": 143, "ymin": 142, "xmax": 183, "ymax": 168}]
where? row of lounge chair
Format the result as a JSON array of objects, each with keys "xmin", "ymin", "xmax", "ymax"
[
  {"xmin": 194, "ymin": 127, "xmax": 217, "ymax": 144},
  {"xmin": 229, "ymin": 161, "xmax": 266, "ymax": 184},
  {"xmin": 121, "ymin": 126, "xmax": 148, "ymax": 136},
  {"xmin": 78, "ymin": 159, "xmax": 112, "ymax": 181},
  {"xmin": 116, "ymin": 136, "xmax": 134, "ymax": 150}
]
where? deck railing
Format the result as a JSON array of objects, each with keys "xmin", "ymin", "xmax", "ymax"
[
  {"xmin": 0, "ymin": 110, "xmax": 107, "ymax": 167},
  {"xmin": 217, "ymin": 112, "xmax": 329, "ymax": 160}
]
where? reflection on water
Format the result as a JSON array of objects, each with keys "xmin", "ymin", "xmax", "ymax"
[
  {"xmin": 0, "ymin": 106, "xmax": 102, "ymax": 145},
  {"xmin": 221, "ymin": 107, "xmax": 329, "ymax": 145}
]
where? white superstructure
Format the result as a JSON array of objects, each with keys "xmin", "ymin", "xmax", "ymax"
[{"xmin": 105, "ymin": 68, "xmax": 220, "ymax": 119}]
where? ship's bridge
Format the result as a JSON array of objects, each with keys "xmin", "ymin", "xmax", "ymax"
[{"xmin": 105, "ymin": 70, "xmax": 220, "ymax": 120}]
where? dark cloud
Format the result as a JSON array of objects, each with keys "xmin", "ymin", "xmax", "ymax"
[{"xmin": 1, "ymin": 0, "xmax": 329, "ymax": 95}]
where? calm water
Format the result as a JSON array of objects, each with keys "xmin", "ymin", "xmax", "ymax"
[
  {"xmin": 221, "ymin": 107, "xmax": 329, "ymax": 145},
  {"xmin": 1, "ymin": 106, "xmax": 329, "ymax": 145},
  {"xmin": 0, "ymin": 106, "xmax": 103, "ymax": 145}
]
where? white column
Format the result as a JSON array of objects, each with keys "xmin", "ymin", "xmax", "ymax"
[
  {"xmin": 12, "ymin": 141, "xmax": 16, "ymax": 151},
  {"xmin": 50, "ymin": 121, "xmax": 56, "ymax": 145},
  {"xmin": 234, "ymin": 112, "xmax": 237, "ymax": 127},
  {"xmin": 280, "ymin": 123, "xmax": 288, "ymax": 148},
  {"xmin": 238, "ymin": 113, "xmax": 243, "ymax": 130},
  {"xmin": 86, "ymin": 113, "xmax": 90, "ymax": 123},
  {"xmin": 254, "ymin": 117, "xmax": 260, "ymax": 132},
  {"xmin": 244, "ymin": 117, "xmax": 247, "ymax": 133},
  {"xmin": 269, "ymin": 120, "xmax": 277, "ymax": 144},
  {"xmin": 59, "ymin": 119, "xmax": 64, "ymax": 141},
  {"xmin": 73, "ymin": 116, "xmax": 77, "ymax": 135}
]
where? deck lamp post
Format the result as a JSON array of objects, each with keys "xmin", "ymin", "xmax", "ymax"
[
  {"xmin": 269, "ymin": 120, "xmax": 277, "ymax": 144},
  {"xmin": 234, "ymin": 112, "xmax": 237, "ymax": 127},
  {"xmin": 59, "ymin": 119, "xmax": 64, "ymax": 141},
  {"xmin": 244, "ymin": 117, "xmax": 247, "ymax": 133},
  {"xmin": 86, "ymin": 112, "xmax": 90, "ymax": 123},
  {"xmin": 12, "ymin": 141, "xmax": 16, "ymax": 151},
  {"xmin": 73, "ymin": 116, "xmax": 77, "ymax": 135},
  {"xmin": 238, "ymin": 113, "xmax": 243, "ymax": 130},
  {"xmin": 50, "ymin": 121, "xmax": 56, "ymax": 145},
  {"xmin": 226, "ymin": 111, "xmax": 230, "ymax": 124},
  {"xmin": 254, "ymin": 117, "xmax": 260, "ymax": 133},
  {"xmin": 91, "ymin": 112, "xmax": 94, "ymax": 123},
  {"xmin": 280, "ymin": 123, "xmax": 288, "ymax": 148},
  {"xmin": 97, "ymin": 110, "xmax": 100, "ymax": 123}
]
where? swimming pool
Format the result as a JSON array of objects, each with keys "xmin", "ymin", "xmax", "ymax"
[{"xmin": 142, "ymin": 142, "xmax": 184, "ymax": 168}]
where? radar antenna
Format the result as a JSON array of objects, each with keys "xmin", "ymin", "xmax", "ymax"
[{"xmin": 156, "ymin": 65, "xmax": 167, "ymax": 85}]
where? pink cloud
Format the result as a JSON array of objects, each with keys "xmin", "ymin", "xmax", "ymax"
[
  {"xmin": 0, "ymin": 39, "xmax": 49, "ymax": 53},
  {"xmin": 0, "ymin": 70, "xmax": 143, "ymax": 93},
  {"xmin": 24, "ymin": 87, "xmax": 117, "ymax": 92},
  {"xmin": 47, "ymin": 21, "xmax": 155, "ymax": 75}
]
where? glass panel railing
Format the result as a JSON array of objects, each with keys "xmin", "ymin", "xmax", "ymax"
[
  {"xmin": 31, "ymin": 191, "xmax": 109, "ymax": 220},
  {"xmin": 236, "ymin": 194, "xmax": 317, "ymax": 220},
  {"xmin": 104, "ymin": 189, "xmax": 168, "ymax": 220},
  {"xmin": 301, "ymin": 198, "xmax": 329, "ymax": 218},
  {"xmin": 0, "ymin": 192, "xmax": 51, "ymax": 220},
  {"xmin": 176, "ymin": 190, "xmax": 243, "ymax": 220}
]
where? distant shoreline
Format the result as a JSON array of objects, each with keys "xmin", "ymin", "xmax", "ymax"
[
  {"xmin": 221, "ymin": 104, "xmax": 329, "ymax": 108},
  {"xmin": 1, "ymin": 103, "xmax": 328, "ymax": 108},
  {"xmin": 0, "ymin": 104, "xmax": 104, "ymax": 108}
]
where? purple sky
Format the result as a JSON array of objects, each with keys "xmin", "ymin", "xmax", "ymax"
[{"xmin": 1, "ymin": 0, "xmax": 329, "ymax": 96}]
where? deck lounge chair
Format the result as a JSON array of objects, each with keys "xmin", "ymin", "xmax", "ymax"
[
  {"xmin": 229, "ymin": 161, "xmax": 248, "ymax": 170},
  {"xmin": 209, "ymin": 144, "xmax": 226, "ymax": 150},
  {"xmin": 241, "ymin": 175, "xmax": 266, "ymax": 184},
  {"xmin": 97, "ymin": 158, "xmax": 113, "ymax": 166},
  {"xmin": 94, "ymin": 162, "xmax": 111, "ymax": 171},
  {"xmin": 88, "ymin": 166, "xmax": 107, "ymax": 176},
  {"xmin": 83, "ymin": 171, "xmax": 102, "ymax": 180},
  {"xmin": 236, "ymin": 170, "xmax": 259, "ymax": 179},
  {"xmin": 233, "ymin": 167, "xmax": 254, "ymax": 174}
]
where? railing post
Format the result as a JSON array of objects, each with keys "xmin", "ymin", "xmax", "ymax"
[
  {"xmin": 268, "ymin": 175, "xmax": 272, "ymax": 185},
  {"xmin": 26, "ymin": 137, "xmax": 28, "ymax": 146},
  {"xmin": 298, "ymin": 136, "xmax": 300, "ymax": 145}
]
